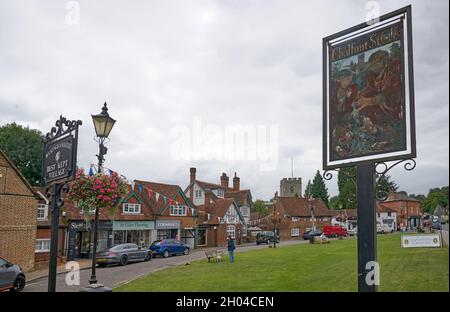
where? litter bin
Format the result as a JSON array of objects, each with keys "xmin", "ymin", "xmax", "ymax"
[{"xmin": 79, "ymin": 283, "xmax": 112, "ymax": 292}]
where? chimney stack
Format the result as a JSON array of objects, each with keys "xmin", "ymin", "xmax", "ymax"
[
  {"xmin": 204, "ymin": 189, "xmax": 211, "ymax": 205},
  {"xmin": 190, "ymin": 167, "xmax": 196, "ymax": 183},
  {"xmin": 233, "ymin": 172, "xmax": 240, "ymax": 191},
  {"xmin": 220, "ymin": 173, "xmax": 229, "ymax": 189}
]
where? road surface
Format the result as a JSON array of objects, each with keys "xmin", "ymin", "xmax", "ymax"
[{"xmin": 24, "ymin": 239, "xmax": 309, "ymax": 292}]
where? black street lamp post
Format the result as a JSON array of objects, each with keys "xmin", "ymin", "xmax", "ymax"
[{"xmin": 88, "ymin": 102, "xmax": 115, "ymax": 286}]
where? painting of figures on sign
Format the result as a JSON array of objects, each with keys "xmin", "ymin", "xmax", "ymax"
[{"xmin": 329, "ymin": 21, "xmax": 406, "ymax": 162}]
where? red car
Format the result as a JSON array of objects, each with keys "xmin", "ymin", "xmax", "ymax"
[{"xmin": 323, "ymin": 225, "xmax": 348, "ymax": 238}]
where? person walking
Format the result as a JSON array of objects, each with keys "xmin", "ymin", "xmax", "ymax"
[{"xmin": 227, "ymin": 235, "xmax": 236, "ymax": 263}]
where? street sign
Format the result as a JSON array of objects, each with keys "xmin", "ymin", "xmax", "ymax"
[
  {"xmin": 43, "ymin": 135, "xmax": 75, "ymax": 183},
  {"xmin": 401, "ymin": 234, "xmax": 441, "ymax": 248},
  {"xmin": 41, "ymin": 115, "xmax": 82, "ymax": 292},
  {"xmin": 323, "ymin": 6, "xmax": 416, "ymax": 170},
  {"xmin": 322, "ymin": 6, "xmax": 416, "ymax": 292}
]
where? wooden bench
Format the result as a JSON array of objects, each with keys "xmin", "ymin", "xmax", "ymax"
[{"xmin": 205, "ymin": 249, "xmax": 224, "ymax": 263}]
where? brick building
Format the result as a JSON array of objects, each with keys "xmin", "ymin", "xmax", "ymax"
[
  {"xmin": 381, "ymin": 192, "xmax": 422, "ymax": 230},
  {"xmin": 134, "ymin": 180, "xmax": 197, "ymax": 248},
  {"xmin": 33, "ymin": 187, "xmax": 67, "ymax": 270},
  {"xmin": 184, "ymin": 168, "xmax": 252, "ymax": 242},
  {"xmin": 0, "ymin": 149, "xmax": 38, "ymax": 271},
  {"xmin": 197, "ymin": 198, "xmax": 245, "ymax": 247},
  {"xmin": 272, "ymin": 196, "xmax": 335, "ymax": 240}
]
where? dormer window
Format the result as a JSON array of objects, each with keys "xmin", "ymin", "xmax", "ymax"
[
  {"xmin": 217, "ymin": 189, "xmax": 225, "ymax": 197},
  {"xmin": 195, "ymin": 190, "xmax": 203, "ymax": 198},
  {"xmin": 170, "ymin": 205, "xmax": 187, "ymax": 216},
  {"xmin": 123, "ymin": 203, "xmax": 141, "ymax": 214}
]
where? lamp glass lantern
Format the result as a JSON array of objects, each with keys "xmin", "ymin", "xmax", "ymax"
[{"xmin": 91, "ymin": 102, "xmax": 116, "ymax": 138}]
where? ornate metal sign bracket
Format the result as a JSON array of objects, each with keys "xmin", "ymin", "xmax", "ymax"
[{"xmin": 374, "ymin": 158, "xmax": 416, "ymax": 201}]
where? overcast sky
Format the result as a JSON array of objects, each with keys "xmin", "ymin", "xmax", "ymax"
[{"xmin": 0, "ymin": 0, "xmax": 448, "ymax": 200}]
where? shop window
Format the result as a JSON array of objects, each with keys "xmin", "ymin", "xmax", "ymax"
[{"xmin": 123, "ymin": 203, "xmax": 141, "ymax": 214}]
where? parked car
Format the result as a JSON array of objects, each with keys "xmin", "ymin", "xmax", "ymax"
[
  {"xmin": 323, "ymin": 225, "xmax": 348, "ymax": 237},
  {"xmin": 256, "ymin": 231, "xmax": 279, "ymax": 245},
  {"xmin": 302, "ymin": 230, "xmax": 323, "ymax": 240},
  {"xmin": 96, "ymin": 243, "xmax": 152, "ymax": 267},
  {"xmin": 432, "ymin": 222, "xmax": 442, "ymax": 230},
  {"xmin": 149, "ymin": 239, "xmax": 190, "ymax": 258},
  {"xmin": 347, "ymin": 227, "xmax": 358, "ymax": 236},
  {"xmin": 0, "ymin": 257, "xmax": 26, "ymax": 292}
]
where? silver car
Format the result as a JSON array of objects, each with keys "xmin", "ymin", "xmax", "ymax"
[
  {"xmin": 96, "ymin": 243, "xmax": 152, "ymax": 267},
  {"xmin": 0, "ymin": 257, "xmax": 26, "ymax": 292}
]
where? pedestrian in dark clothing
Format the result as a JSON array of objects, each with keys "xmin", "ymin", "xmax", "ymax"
[{"xmin": 227, "ymin": 236, "xmax": 235, "ymax": 263}]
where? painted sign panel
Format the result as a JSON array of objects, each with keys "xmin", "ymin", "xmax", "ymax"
[
  {"xmin": 43, "ymin": 135, "xmax": 74, "ymax": 183},
  {"xmin": 156, "ymin": 220, "xmax": 180, "ymax": 229},
  {"xmin": 401, "ymin": 234, "xmax": 441, "ymax": 248},
  {"xmin": 329, "ymin": 22, "xmax": 405, "ymax": 161},
  {"xmin": 323, "ymin": 6, "xmax": 416, "ymax": 169},
  {"xmin": 113, "ymin": 221, "xmax": 155, "ymax": 231}
]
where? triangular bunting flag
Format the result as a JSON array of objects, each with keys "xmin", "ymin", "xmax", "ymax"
[
  {"xmin": 155, "ymin": 193, "xmax": 160, "ymax": 202},
  {"xmin": 88, "ymin": 166, "xmax": 94, "ymax": 177},
  {"xmin": 147, "ymin": 187, "xmax": 153, "ymax": 199}
]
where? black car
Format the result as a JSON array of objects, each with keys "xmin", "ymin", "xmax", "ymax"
[
  {"xmin": 256, "ymin": 231, "xmax": 279, "ymax": 245},
  {"xmin": 302, "ymin": 230, "xmax": 323, "ymax": 240},
  {"xmin": 0, "ymin": 257, "xmax": 26, "ymax": 292}
]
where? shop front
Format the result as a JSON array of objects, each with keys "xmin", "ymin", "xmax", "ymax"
[
  {"xmin": 67, "ymin": 220, "xmax": 113, "ymax": 261},
  {"xmin": 112, "ymin": 221, "xmax": 155, "ymax": 247},
  {"xmin": 156, "ymin": 220, "xmax": 180, "ymax": 241}
]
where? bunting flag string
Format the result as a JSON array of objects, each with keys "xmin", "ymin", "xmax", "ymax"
[{"xmin": 94, "ymin": 165, "xmax": 243, "ymax": 224}]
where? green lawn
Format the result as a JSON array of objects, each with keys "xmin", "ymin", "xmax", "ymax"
[{"xmin": 115, "ymin": 234, "xmax": 449, "ymax": 292}]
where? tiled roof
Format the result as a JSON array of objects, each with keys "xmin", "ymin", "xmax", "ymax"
[
  {"xmin": 275, "ymin": 197, "xmax": 335, "ymax": 217},
  {"xmin": 197, "ymin": 198, "xmax": 236, "ymax": 224},
  {"xmin": 196, "ymin": 180, "xmax": 229, "ymax": 191},
  {"xmin": 134, "ymin": 180, "xmax": 186, "ymax": 215},
  {"xmin": 225, "ymin": 189, "xmax": 252, "ymax": 207},
  {"xmin": 386, "ymin": 192, "xmax": 420, "ymax": 202}
]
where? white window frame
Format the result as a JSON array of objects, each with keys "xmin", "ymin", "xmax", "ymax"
[
  {"xmin": 37, "ymin": 204, "xmax": 48, "ymax": 220},
  {"xmin": 195, "ymin": 189, "xmax": 203, "ymax": 198},
  {"xmin": 292, "ymin": 217, "xmax": 299, "ymax": 222},
  {"xmin": 291, "ymin": 228, "xmax": 300, "ymax": 237},
  {"xmin": 123, "ymin": 203, "xmax": 141, "ymax": 214},
  {"xmin": 170, "ymin": 205, "xmax": 187, "ymax": 216},
  {"xmin": 227, "ymin": 225, "xmax": 236, "ymax": 239},
  {"xmin": 35, "ymin": 239, "xmax": 51, "ymax": 253},
  {"xmin": 217, "ymin": 189, "xmax": 225, "ymax": 197}
]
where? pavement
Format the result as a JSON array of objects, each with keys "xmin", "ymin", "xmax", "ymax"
[
  {"xmin": 23, "ymin": 239, "xmax": 311, "ymax": 292},
  {"xmin": 27, "ymin": 259, "xmax": 92, "ymax": 283},
  {"xmin": 441, "ymin": 223, "xmax": 448, "ymax": 246}
]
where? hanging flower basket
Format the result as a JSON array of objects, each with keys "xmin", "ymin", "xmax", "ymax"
[{"xmin": 69, "ymin": 168, "xmax": 129, "ymax": 218}]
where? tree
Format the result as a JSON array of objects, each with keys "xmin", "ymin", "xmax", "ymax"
[
  {"xmin": 375, "ymin": 175, "xmax": 399, "ymax": 199},
  {"xmin": 337, "ymin": 167, "xmax": 357, "ymax": 209},
  {"xmin": 311, "ymin": 170, "xmax": 329, "ymax": 207},
  {"xmin": 304, "ymin": 180, "xmax": 312, "ymax": 198},
  {"xmin": 0, "ymin": 123, "xmax": 44, "ymax": 186},
  {"xmin": 329, "ymin": 196, "xmax": 340, "ymax": 210},
  {"xmin": 253, "ymin": 199, "xmax": 268, "ymax": 215},
  {"xmin": 423, "ymin": 187, "xmax": 449, "ymax": 213}
]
